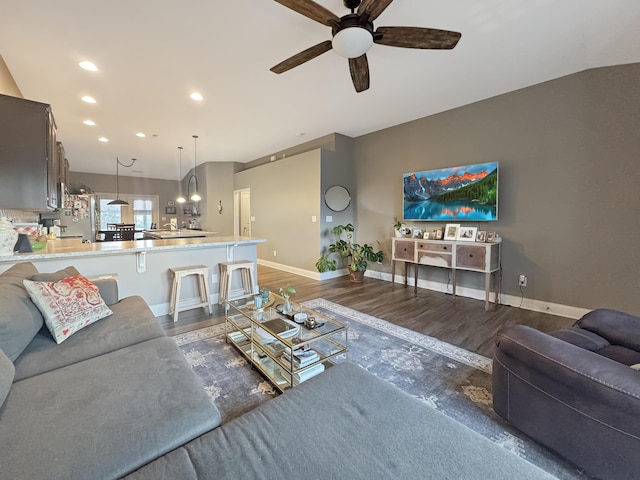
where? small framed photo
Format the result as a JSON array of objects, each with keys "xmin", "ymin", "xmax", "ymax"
[
  {"xmin": 476, "ymin": 231, "xmax": 487, "ymax": 243},
  {"xmin": 412, "ymin": 228, "xmax": 423, "ymax": 239},
  {"xmin": 167, "ymin": 201, "xmax": 175, "ymax": 206},
  {"xmin": 444, "ymin": 224, "xmax": 460, "ymax": 241},
  {"xmin": 165, "ymin": 206, "xmax": 177, "ymax": 214},
  {"xmin": 456, "ymin": 226, "xmax": 477, "ymax": 242},
  {"xmin": 435, "ymin": 228, "xmax": 444, "ymax": 240},
  {"xmin": 423, "ymin": 231, "xmax": 431, "ymax": 240},
  {"xmin": 486, "ymin": 231, "xmax": 496, "ymax": 243}
]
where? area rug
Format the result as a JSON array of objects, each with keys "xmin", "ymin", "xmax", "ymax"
[{"xmin": 173, "ymin": 298, "xmax": 588, "ymax": 480}]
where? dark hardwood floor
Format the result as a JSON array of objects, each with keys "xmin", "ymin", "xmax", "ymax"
[{"xmin": 158, "ymin": 265, "xmax": 574, "ymax": 357}]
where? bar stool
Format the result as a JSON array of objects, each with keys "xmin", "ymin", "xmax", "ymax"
[
  {"xmin": 169, "ymin": 265, "xmax": 212, "ymax": 322},
  {"xmin": 218, "ymin": 261, "xmax": 256, "ymax": 304}
]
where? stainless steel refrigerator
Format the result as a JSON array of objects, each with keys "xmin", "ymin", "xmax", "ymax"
[{"xmin": 59, "ymin": 194, "xmax": 97, "ymax": 241}]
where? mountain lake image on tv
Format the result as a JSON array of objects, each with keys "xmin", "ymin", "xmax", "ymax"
[{"xmin": 403, "ymin": 162, "xmax": 498, "ymax": 221}]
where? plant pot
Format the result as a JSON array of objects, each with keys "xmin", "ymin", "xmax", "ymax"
[
  {"xmin": 394, "ymin": 229, "xmax": 403, "ymax": 238},
  {"xmin": 349, "ymin": 270, "xmax": 365, "ymax": 283}
]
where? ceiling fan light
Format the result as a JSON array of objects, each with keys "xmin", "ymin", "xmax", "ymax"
[{"xmin": 332, "ymin": 27, "xmax": 373, "ymax": 59}]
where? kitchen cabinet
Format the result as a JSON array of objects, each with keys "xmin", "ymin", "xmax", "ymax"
[
  {"xmin": 57, "ymin": 142, "xmax": 69, "ymax": 198},
  {"xmin": 0, "ymin": 93, "xmax": 59, "ymax": 210}
]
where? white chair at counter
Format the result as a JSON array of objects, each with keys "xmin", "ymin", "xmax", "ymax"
[
  {"xmin": 169, "ymin": 265, "xmax": 213, "ymax": 322},
  {"xmin": 218, "ymin": 261, "xmax": 256, "ymax": 304}
]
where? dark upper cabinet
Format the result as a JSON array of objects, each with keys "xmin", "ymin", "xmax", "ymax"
[
  {"xmin": 57, "ymin": 141, "xmax": 69, "ymax": 200},
  {"xmin": 0, "ymin": 93, "xmax": 59, "ymax": 210}
]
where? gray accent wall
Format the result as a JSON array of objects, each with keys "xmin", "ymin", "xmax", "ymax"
[{"xmin": 353, "ymin": 63, "xmax": 640, "ymax": 314}]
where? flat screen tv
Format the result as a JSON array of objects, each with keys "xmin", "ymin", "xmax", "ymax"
[{"xmin": 403, "ymin": 161, "xmax": 498, "ymax": 221}]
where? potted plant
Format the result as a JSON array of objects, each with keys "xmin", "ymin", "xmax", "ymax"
[
  {"xmin": 394, "ymin": 217, "xmax": 415, "ymax": 238},
  {"xmin": 315, "ymin": 223, "xmax": 384, "ymax": 283},
  {"xmin": 393, "ymin": 218, "xmax": 404, "ymax": 238}
]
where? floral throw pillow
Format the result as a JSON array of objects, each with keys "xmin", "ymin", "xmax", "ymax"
[{"xmin": 23, "ymin": 275, "xmax": 113, "ymax": 344}]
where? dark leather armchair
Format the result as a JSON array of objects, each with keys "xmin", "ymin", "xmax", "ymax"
[{"xmin": 493, "ymin": 309, "xmax": 640, "ymax": 480}]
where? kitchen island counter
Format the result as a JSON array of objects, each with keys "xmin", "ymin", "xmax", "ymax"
[
  {"xmin": 0, "ymin": 236, "xmax": 266, "ymax": 315},
  {"xmin": 0, "ymin": 236, "xmax": 262, "ymax": 263}
]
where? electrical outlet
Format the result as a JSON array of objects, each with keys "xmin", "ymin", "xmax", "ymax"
[
  {"xmin": 519, "ymin": 274, "xmax": 528, "ymax": 287},
  {"xmin": 273, "ymin": 250, "xmax": 277, "ymax": 257}
]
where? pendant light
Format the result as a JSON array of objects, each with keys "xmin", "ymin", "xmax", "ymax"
[
  {"xmin": 107, "ymin": 157, "xmax": 136, "ymax": 206},
  {"xmin": 175, "ymin": 147, "xmax": 186, "ymax": 204},
  {"xmin": 188, "ymin": 135, "xmax": 201, "ymax": 202}
]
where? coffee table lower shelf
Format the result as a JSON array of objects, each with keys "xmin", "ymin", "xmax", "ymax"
[{"xmin": 226, "ymin": 331, "xmax": 345, "ymax": 391}]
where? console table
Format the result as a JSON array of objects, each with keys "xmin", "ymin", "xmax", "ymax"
[{"xmin": 391, "ymin": 237, "xmax": 501, "ymax": 310}]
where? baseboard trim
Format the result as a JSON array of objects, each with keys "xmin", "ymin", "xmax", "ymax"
[
  {"xmin": 257, "ymin": 259, "xmax": 333, "ymax": 280},
  {"xmin": 365, "ymin": 270, "xmax": 589, "ymax": 320}
]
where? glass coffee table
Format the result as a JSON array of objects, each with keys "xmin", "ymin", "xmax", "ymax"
[{"xmin": 224, "ymin": 293, "xmax": 348, "ymax": 392}]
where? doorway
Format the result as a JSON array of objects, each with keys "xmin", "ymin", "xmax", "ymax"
[{"xmin": 233, "ymin": 188, "xmax": 251, "ymax": 236}]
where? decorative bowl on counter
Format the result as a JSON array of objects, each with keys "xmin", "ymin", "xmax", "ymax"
[{"xmin": 31, "ymin": 241, "xmax": 47, "ymax": 250}]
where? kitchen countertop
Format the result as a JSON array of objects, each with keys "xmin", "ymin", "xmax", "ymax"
[{"xmin": 0, "ymin": 235, "xmax": 266, "ymax": 263}]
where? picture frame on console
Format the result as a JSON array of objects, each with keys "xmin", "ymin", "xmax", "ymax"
[
  {"xmin": 486, "ymin": 231, "xmax": 496, "ymax": 243},
  {"xmin": 456, "ymin": 226, "xmax": 477, "ymax": 242},
  {"xmin": 444, "ymin": 224, "xmax": 460, "ymax": 240},
  {"xmin": 476, "ymin": 230, "xmax": 487, "ymax": 242}
]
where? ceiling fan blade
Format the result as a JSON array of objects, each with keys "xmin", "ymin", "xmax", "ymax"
[
  {"xmin": 274, "ymin": 0, "xmax": 339, "ymax": 26},
  {"xmin": 270, "ymin": 40, "xmax": 333, "ymax": 74},
  {"xmin": 374, "ymin": 26, "xmax": 461, "ymax": 49},
  {"xmin": 349, "ymin": 55, "xmax": 370, "ymax": 93},
  {"xmin": 357, "ymin": 0, "xmax": 395, "ymax": 21}
]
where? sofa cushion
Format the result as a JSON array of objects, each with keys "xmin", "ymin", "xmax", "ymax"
[
  {"xmin": 0, "ymin": 349, "xmax": 14, "ymax": 407},
  {"xmin": 548, "ymin": 327, "xmax": 610, "ymax": 351},
  {"xmin": 126, "ymin": 362, "xmax": 554, "ymax": 480},
  {"xmin": 13, "ymin": 295, "xmax": 165, "ymax": 381},
  {"xmin": 0, "ymin": 262, "xmax": 44, "ymax": 360},
  {"xmin": 30, "ymin": 265, "xmax": 80, "ymax": 282},
  {"xmin": 576, "ymin": 308, "xmax": 640, "ymax": 353},
  {"xmin": 0, "ymin": 336, "xmax": 222, "ymax": 480},
  {"xmin": 23, "ymin": 274, "xmax": 113, "ymax": 344},
  {"xmin": 598, "ymin": 345, "xmax": 640, "ymax": 366}
]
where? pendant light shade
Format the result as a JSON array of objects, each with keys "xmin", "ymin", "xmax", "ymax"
[
  {"xmin": 189, "ymin": 135, "xmax": 201, "ymax": 202},
  {"xmin": 107, "ymin": 157, "xmax": 136, "ymax": 206},
  {"xmin": 176, "ymin": 146, "xmax": 186, "ymax": 204}
]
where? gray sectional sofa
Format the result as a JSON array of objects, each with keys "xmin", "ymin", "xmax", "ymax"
[
  {"xmin": 1, "ymin": 262, "xmax": 555, "ymax": 479},
  {"xmin": 0, "ymin": 262, "xmax": 221, "ymax": 479}
]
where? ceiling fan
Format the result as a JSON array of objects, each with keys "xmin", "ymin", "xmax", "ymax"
[{"xmin": 270, "ymin": 0, "xmax": 461, "ymax": 93}]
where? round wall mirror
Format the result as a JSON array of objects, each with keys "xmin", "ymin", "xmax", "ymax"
[{"xmin": 324, "ymin": 185, "xmax": 351, "ymax": 212}]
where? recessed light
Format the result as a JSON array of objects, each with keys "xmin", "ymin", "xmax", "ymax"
[
  {"xmin": 83, "ymin": 120, "xmax": 96, "ymax": 126},
  {"xmin": 98, "ymin": 137, "xmax": 109, "ymax": 143},
  {"xmin": 79, "ymin": 61, "xmax": 98, "ymax": 72},
  {"xmin": 136, "ymin": 132, "xmax": 146, "ymax": 138},
  {"xmin": 81, "ymin": 96, "xmax": 96, "ymax": 104},
  {"xmin": 190, "ymin": 92, "xmax": 203, "ymax": 101}
]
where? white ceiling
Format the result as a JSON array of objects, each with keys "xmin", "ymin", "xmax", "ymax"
[{"xmin": 1, "ymin": 0, "xmax": 639, "ymax": 181}]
